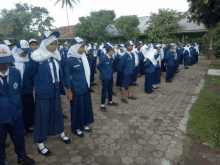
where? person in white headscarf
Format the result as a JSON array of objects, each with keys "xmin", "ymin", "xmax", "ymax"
[
  {"xmin": 183, "ymin": 44, "xmax": 191, "ymax": 69},
  {"xmin": 194, "ymin": 43, "xmax": 199, "ymax": 63},
  {"xmin": 142, "ymin": 45, "xmax": 157, "ymax": 93},
  {"xmin": 65, "ymin": 37, "xmax": 94, "ymax": 138},
  {"xmin": 132, "ymin": 45, "xmax": 139, "ymax": 86},
  {"xmin": 26, "ymin": 31, "xmax": 71, "ymax": 156},
  {"xmin": 152, "ymin": 45, "xmax": 162, "ymax": 89},
  {"xmin": 12, "ymin": 40, "xmax": 36, "ymax": 134}
]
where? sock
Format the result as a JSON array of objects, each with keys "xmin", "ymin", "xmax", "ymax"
[
  {"xmin": 101, "ymin": 104, "xmax": 105, "ymax": 107},
  {"xmin": 77, "ymin": 129, "xmax": 82, "ymax": 134},
  {"xmin": 84, "ymin": 126, "xmax": 90, "ymax": 130},
  {"xmin": 108, "ymin": 101, "xmax": 112, "ymax": 104},
  {"xmin": 129, "ymin": 95, "xmax": 132, "ymax": 97},
  {"xmin": 60, "ymin": 132, "xmax": 69, "ymax": 140},
  {"xmin": 38, "ymin": 143, "xmax": 48, "ymax": 154}
]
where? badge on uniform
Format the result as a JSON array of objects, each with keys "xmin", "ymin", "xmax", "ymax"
[{"xmin": 13, "ymin": 82, "xmax": 18, "ymax": 89}]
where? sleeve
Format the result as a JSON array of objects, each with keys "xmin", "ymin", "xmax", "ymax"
[
  {"xmin": 65, "ymin": 59, "xmax": 72, "ymax": 89},
  {"xmin": 97, "ymin": 56, "xmax": 107, "ymax": 70},
  {"xmin": 25, "ymin": 60, "xmax": 38, "ymax": 80},
  {"xmin": 118, "ymin": 54, "xmax": 127, "ymax": 71}
]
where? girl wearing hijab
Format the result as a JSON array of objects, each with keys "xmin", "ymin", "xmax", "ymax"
[
  {"xmin": 165, "ymin": 44, "xmax": 175, "ymax": 82},
  {"xmin": 142, "ymin": 45, "xmax": 157, "ymax": 93},
  {"xmin": 152, "ymin": 46, "xmax": 161, "ymax": 89},
  {"xmin": 183, "ymin": 44, "xmax": 190, "ymax": 69},
  {"xmin": 12, "ymin": 40, "xmax": 35, "ymax": 134},
  {"xmin": 65, "ymin": 37, "xmax": 94, "ymax": 138},
  {"xmin": 26, "ymin": 31, "xmax": 71, "ymax": 156},
  {"xmin": 132, "ymin": 45, "xmax": 139, "ymax": 86}
]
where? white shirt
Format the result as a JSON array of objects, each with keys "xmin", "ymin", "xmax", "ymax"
[
  {"xmin": 0, "ymin": 67, "xmax": 9, "ymax": 85},
  {"xmin": 48, "ymin": 58, "xmax": 60, "ymax": 83}
]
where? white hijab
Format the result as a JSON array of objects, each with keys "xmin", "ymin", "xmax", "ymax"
[
  {"xmin": 194, "ymin": 43, "xmax": 199, "ymax": 54},
  {"xmin": 118, "ymin": 47, "xmax": 126, "ymax": 56},
  {"xmin": 183, "ymin": 44, "xmax": 191, "ymax": 57},
  {"xmin": 132, "ymin": 47, "xmax": 139, "ymax": 67},
  {"xmin": 31, "ymin": 35, "xmax": 61, "ymax": 62},
  {"xmin": 67, "ymin": 40, "xmax": 91, "ymax": 88},
  {"xmin": 12, "ymin": 47, "xmax": 30, "ymax": 81},
  {"xmin": 143, "ymin": 47, "xmax": 157, "ymax": 66}
]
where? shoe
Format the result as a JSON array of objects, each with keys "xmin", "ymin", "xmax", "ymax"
[
  {"xmin": 90, "ymin": 89, "xmax": 95, "ymax": 93},
  {"xmin": 92, "ymin": 82, "xmax": 98, "ymax": 86},
  {"xmin": 17, "ymin": 156, "xmax": 36, "ymax": 165},
  {"xmin": 38, "ymin": 147, "xmax": 52, "ymax": 156},
  {"xmin": 166, "ymin": 80, "xmax": 172, "ymax": 83},
  {"xmin": 121, "ymin": 98, "xmax": 128, "ymax": 103},
  {"xmin": 74, "ymin": 130, "xmax": 85, "ymax": 138},
  {"xmin": 60, "ymin": 135, "xmax": 71, "ymax": 144},
  {"xmin": 100, "ymin": 106, "xmax": 107, "ymax": 112},
  {"xmin": 107, "ymin": 102, "xmax": 118, "ymax": 106},
  {"xmin": 128, "ymin": 95, "xmax": 137, "ymax": 100},
  {"xmin": 84, "ymin": 126, "xmax": 93, "ymax": 132},
  {"xmin": 63, "ymin": 114, "xmax": 68, "ymax": 119},
  {"xmin": 152, "ymin": 85, "xmax": 158, "ymax": 89},
  {"xmin": 112, "ymin": 92, "xmax": 117, "ymax": 96},
  {"xmin": 133, "ymin": 83, "xmax": 138, "ymax": 86}
]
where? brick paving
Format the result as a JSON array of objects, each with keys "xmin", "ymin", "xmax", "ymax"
[{"xmin": 5, "ymin": 60, "xmax": 209, "ymax": 165}]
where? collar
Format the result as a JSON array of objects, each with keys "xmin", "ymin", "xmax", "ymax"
[{"xmin": 0, "ymin": 67, "xmax": 9, "ymax": 76}]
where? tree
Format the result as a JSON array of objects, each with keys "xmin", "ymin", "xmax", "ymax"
[
  {"xmin": 144, "ymin": 8, "xmax": 185, "ymax": 43},
  {"xmin": 55, "ymin": 0, "xmax": 80, "ymax": 26},
  {"xmin": 75, "ymin": 10, "xmax": 116, "ymax": 43},
  {"xmin": 0, "ymin": 3, "xmax": 55, "ymax": 40},
  {"xmin": 114, "ymin": 15, "xmax": 140, "ymax": 41},
  {"xmin": 187, "ymin": 0, "xmax": 220, "ymax": 29}
]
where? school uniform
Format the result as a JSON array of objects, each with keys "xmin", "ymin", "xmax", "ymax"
[
  {"xmin": 189, "ymin": 47, "xmax": 194, "ymax": 66},
  {"xmin": 118, "ymin": 52, "xmax": 135, "ymax": 88},
  {"xmin": 65, "ymin": 40, "xmax": 94, "ymax": 133},
  {"xmin": 183, "ymin": 48, "xmax": 190, "ymax": 67},
  {"xmin": 87, "ymin": 53, "xmax": 95, "ymax": 87},
  {"xmin": 115, "ymin": 50, "xmax": 124, "ymax": 87},
  {"xmin": 176, "ymin": 46, "xmax": 181, "ymax": 69},
  {"xmin": 162, "ymin": 47, "xmax": 168, "ymax": 72},
  {"xmin": 165, "ymin": 49, "xmax": 175, "ymax": 82},
  {"xmin": 131, "ymin": 49, "xmax": 139, "ymax": 84},
  {"xmin": 153, "ymin": 53, "xmax": 161, "ymax": 85},
  {"xmin": 144, "ymin": 59, "xmax": 156, "ymax": 93}
]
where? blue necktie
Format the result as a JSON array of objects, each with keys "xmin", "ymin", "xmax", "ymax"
[
  {"xmin": 50, "ymin": 58, "xmax": 59, "ymax": 89},
  {"xmin": 0, "ymin": 75, "xmax": 9, "ymax": 89}
]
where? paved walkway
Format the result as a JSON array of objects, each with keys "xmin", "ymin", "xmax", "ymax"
[{"xmin": 6, "ymin": 60, "xmax": 209, "ymax": 165}]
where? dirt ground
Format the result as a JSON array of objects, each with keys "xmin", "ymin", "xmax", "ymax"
[{"xmin": 209, "ymin": 85, "xmax": 220, "ymax": 96}]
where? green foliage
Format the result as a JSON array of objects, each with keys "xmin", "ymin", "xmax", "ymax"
[
  {"xmin": 187, "ymin": 0, "xmax": 220, "ymax": 29},
  {"xmin": 145, "ymin": 8, "xmax": 185, "ymax": 43},
  {"xmin": 0, "ymin": 3, "xmax": 55, "ymax": 40},
  {"xmin": 75, "ymin": 10, "xmax": 116, "ymax": 43},
  {"xmin": 114, "ymin": 15, "xmax": 140, "ymax": 41}
]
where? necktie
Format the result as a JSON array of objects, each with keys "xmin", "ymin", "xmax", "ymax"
[
  {"xmin": 50, "ymin": 58, "xmax": 59, "ymax": 89},
  {"xmin": 0, "ymin": 75, "xmax": 9, "ymax": 89}
]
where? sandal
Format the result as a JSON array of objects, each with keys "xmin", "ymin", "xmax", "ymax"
[
  {"xmin": 74, "ymin": 130, "xmax": 85, "ymax": 138},
  {"xmin": 38, "ymin": 147, "xmax": 52, "ymax": 156},
  {"xmin": 60, "ymin": 135, "xmax": 71, "ymax": 144},
  {"xmin": 84, "ymin": 126, "xmax": 93, "ymax": 132}
]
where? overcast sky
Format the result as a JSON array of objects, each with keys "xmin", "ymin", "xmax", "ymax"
[{"xmin": 1, "ymin": 0, "xmax": 190, "ymax": 28}]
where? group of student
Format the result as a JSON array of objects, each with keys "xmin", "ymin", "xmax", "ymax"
[{"xmin": 0, "ymin": 30, "xmax": 199, "ymax": 165}]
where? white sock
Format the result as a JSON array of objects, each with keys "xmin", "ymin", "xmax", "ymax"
[
  {"xmin": 77, "ymin": 129, "xmax": 82, "ymax": 134},
  {"xmin": 38, "ymin": 143, "xmax": 48, "ymax": 154},
  {"xmin": 101, "ymin": 104, "xmax": 105, "ymax": 107},
  {"xmin": 109, "ymin": 101, "xmax": 112, "ymax": 104},
  {"xmin": 60, "ymin": 132, "xmax": 69, "ymax": 140},
  {"xmin": 84, "ymin": 126, "xmax": 90, "ymax": 130}
]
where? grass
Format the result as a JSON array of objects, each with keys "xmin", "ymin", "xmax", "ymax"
[
  {"xmin": 187, "ymin": 60, "xmax": 220, "ymax": 149},
  {"xmin": 208, "ymin": 60, "xmax": 220, "ymax": 70}
]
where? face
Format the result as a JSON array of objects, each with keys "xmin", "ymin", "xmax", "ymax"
[
  {"xmin": 120, "ymin": 48, "xmax": 124, "ymax": 53},
  {"xmin": 170, "ymin": 46, "xmax": 174, "ymax": 50},
  {"xmin": 0, "ymin": 63, "xmax": 10, "ymax": 71},
  {"xmin": 30, "ymin": 42, "xmax": 38, "ymax": 51},
  {"xmin": 139, "ymin": 44, "xmax": 143, "ymax": 47},
  {"xmin": 127, "ymin": 45, "xmax": 133, "ymax": 51},
  {"xmin": 65, "ymin": 44, "xmax": 68, "ymax": 47},
  {"xmin": 108, "ymin": 49, "xmax": 114, "ymax": 56},
  {"xmin": 158, "ymin": 49, "xmax": 161, "ymax": 53},
  {"xmin": 78, "ymin": 44, "xmax": 85, "ymax": 54},
  {"xmin": 20, "ymin": 52, "xmax": 28, "ymax": 57},
  {"xmin": 9, "ymin": 45, "xmax": 13, "ymax": 50},
  {"xmin": 46, "ymin": 40, "xmax": 57, "ymax": 53},
  {"xmin": 87, "ymin": 50, "xmax": 91, "ymax": 55}
]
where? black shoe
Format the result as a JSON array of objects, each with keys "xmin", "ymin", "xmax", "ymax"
[
  {"xmin": 74, "ymin": 130, "xmax": 85, "ymax": 138},
  {"xmin": 63, "ymin": 114, "xmax": 68, "ymax": 119},
  {"xmin": 100, "ymin": 106, "xmax": 107, "ymax": 112},
  {"xmin": 17, "ymin": 156, "xmax": 36, "ymax": 165},
  {"xmin": 60, "ymin": 136, "xmax": 71, "ymax": 144},
  {"xmin": 92, "ymin": 82, "xmax": 98, "ymax": 86},
  {"xmin": 38, "ymin": 148, "xmax": 52, "ymax": 157},
  {"xmin": 84, "ymin": 127, "xmax": 93, "ymax": 132},
  {"xmin": 128, "ymin": 95, "xmax": 137, "ymax": 100},
  {"xmin": 121, "ymin": 98, "xmax": 128, "ymax": 103},
  {"xmin": 133, "ymin": 83, "xmax": 138, "ymax": 86},
  {"xmin": 107, "ymin": 102, "xmax": 118, "ymax": 106},
  {"xmin": 90, "ymin": 89, "xmax": 95, "ymax": 93},
  {"xmin": 112, "ymin": 92, "xmax": 117, "ymax": 96}
]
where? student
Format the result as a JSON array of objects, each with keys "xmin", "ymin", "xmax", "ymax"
[
  {"xmin": 0, "ymin": 44, "xmax": 36, "ymax": 165},
  {"xmin": 137, "ymin": 41, "xmax": 144, "ymax": 77},
  {"xmin": 189, "ymin": 45, "xmax": 194, "ymax": 66},
  {"xmin": 118, "ymin": 41, "xmax": 137, "ymax": 103},
  {"xmin": 132, "ymin": 45, "xmax": 139, "ymax": 86},
  {"xmin": 97, "ymin": 45, "xmax": 118, "ymax": 112},
  {"xmin": 65, "ymin": 37, "xmax": 94, "ymax": 137},
  {"xmin": 183, "ymin": 44, "xmax": 190, "ymax": 69},
  {"xmin": 12, "ymin": 40, "xmax": 35, "ymax": 135},
  {"xmin": 86, "ymin": 46, "xmax": 95, "ymax": 92},
  {"xmin": 28, "ymin": 39, "xmax": 38, "ymax": 60},
  {"xmin": 1, "ymin": 40, "xmax": 15, "ymax": 50},
  {"xmin": 176, "ymin": 43, "xmax": 182, "ymax": 70},
  {"xmin": 153, "ymin": 46, "xmax": 161, "ymax": 89},
  {"xmin": 115, "ymin": 46, "xmax": 126, "ymax": 88},
  {"xmin": 142, "ymin": 45, "xmax": 157, "ymax": 93},
  {"xmin": 26, "ymin": 31, "xmax": 71, "ymax": 156},
  {"xmin": 194, "ymin": 43, "xmax": 199, "ymax": 63},
  {"xmin": 179, "ymin": 43, "xmax": 184, "ymax": 64},
  {"xmin": 62, "ymin": 41, "xmax": 69, "ymax": 61},
  {"xmin": 162, "ymin": 44, "xmax": 169, "ymax": 72},
  {"xmin": 165, "ymin": 44, "xmax": 175, "ymax": 83}
]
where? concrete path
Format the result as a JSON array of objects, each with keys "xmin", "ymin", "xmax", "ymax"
[{"xmin": 6, "ymin": 60, "xmax": 210, "ymax": 165}]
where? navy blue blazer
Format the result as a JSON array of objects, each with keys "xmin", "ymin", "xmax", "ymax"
[
  {"xmin": 165, "ymin": 49, "xmax": 175, "ymax": 66},
  {"xmin": 176, "ymin": 48, "xmax": 181, "ymax": 59},
  {"xmin": 25, "ymin": 59, "xmax": 66, "ymax": 99},
  {"xmin": 144, "ymin": 59, "xmax": 156, "ymax": 73},
  {"xmin": 0, "ymin": 67, "xmax": 22, "ymax": 124},
  {"xmin": 183, "ymin": 49, "xmax": 190, "ymax": 59},
  {"xmin": 65, "ymin": 57, "xmax": 89, "ymax": 96},
  {"xmin": 97, "ymin": 55, "xmax": 113, "ymax": 80},
  {"xmin": 117, "ymin": 52, "xmax": 135, "ymax": 76},
  {"xmin": 154, "ymin": 53, "xmax": 160, "ymax": 68}
]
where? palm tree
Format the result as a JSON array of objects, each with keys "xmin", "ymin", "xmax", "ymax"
[{"xmin": 54, "ymin": 0, "xmax": 80, "ymax": 26}]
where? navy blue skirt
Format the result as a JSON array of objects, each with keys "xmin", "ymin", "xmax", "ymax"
[
  {"xmin": 122, "ymin": 75, "xmax": 133, "ymax": 88},
  {"xmin": 22, "ymin": 93, "xmax": 35, "ymax": 130},
  {"xmin": 132, "ymin": 67, "xmax": 138, "ymax": 83},
  {"xmin": 70, "ymin": 91, "xmax": 94, "ymax": 133},
  {"xmin": 116, "ymin": 71, "xmax": 123, "ymax": 87},
  {"xmin": 153, "ymin": 68, "xmax": 161, "ymax": 85},
  {"xmin": 145, "ymin": 73, "xmax": 153, "ymax": 93},
  {"xmin": 34, "ymin": 86, "xmax": 64, "ymax": 143}
]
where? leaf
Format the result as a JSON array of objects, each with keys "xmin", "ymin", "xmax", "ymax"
[{"xmin": 203, "ymin": 0, "xmax": 209, "ymax": 5}]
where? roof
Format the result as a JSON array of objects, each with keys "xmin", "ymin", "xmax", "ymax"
[{"xmin": 55, "ymin": 25, "xmax": 76, "ymax": 39}]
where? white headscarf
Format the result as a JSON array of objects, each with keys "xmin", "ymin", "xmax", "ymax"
[
  {"xmin": 12, "ymin": 47, "xmax": 30, "ymax": 81},
  {"xmin": 67, "ymin": 38, "xmax": 91, "ymax": 88},
  {"xmin": 118, "ymin": 47, "xmax": 126, "ymax": 56},
  {"xmin": 194, "ymin": 43, "xmax": 199, "ymax": 54},
  {"xmin": 132, "ymin": 46, "xmax": 139, "ymax": 67},
  {"xmin": 31, "ymin": 35, "xmax": 61, "ymax": 62},
  {"xmin": 143, "ymin": 47, "xmax": 157, "ymax": 66},
  {"xmin": 183, "ymin": 44, "xmax": 191, "ymax": 57}
]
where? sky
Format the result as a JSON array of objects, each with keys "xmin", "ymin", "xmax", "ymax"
[{"xmin": 1, "ymin": 0, "xmax": 190, "ymax": 28}]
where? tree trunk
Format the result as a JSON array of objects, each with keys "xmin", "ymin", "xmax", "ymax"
[{"xmin": 66, "ymin": 6, "xmax": 69, "ymax": 26}]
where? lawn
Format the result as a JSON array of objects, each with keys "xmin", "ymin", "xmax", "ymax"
[{"xmin": 187, "ymin": 60, "xmax": 220, "ymax": 149}]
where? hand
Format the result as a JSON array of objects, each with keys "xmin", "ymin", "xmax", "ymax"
[
  {"xmin": 70, "ymin": 75, "xmax": 72, "ymax": 80},
  {"xmin": 67, "ymin": 89, "xmax": 73, "ymax": 101}
]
